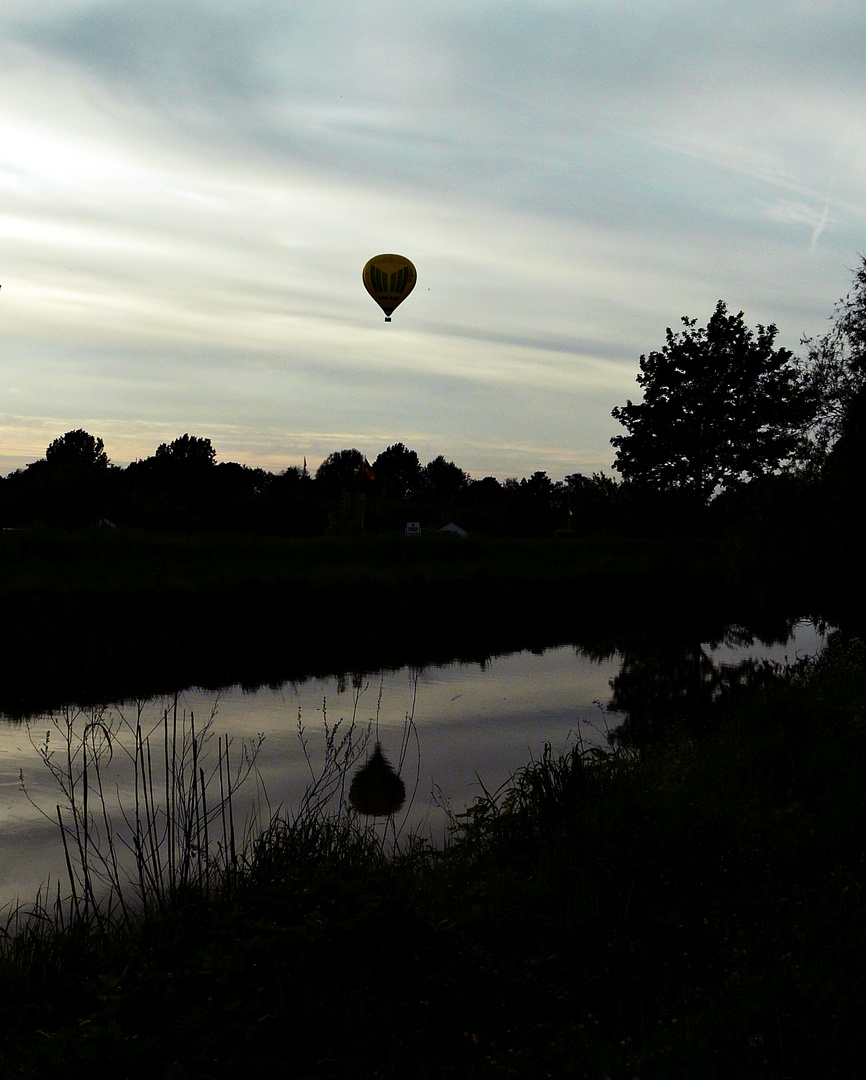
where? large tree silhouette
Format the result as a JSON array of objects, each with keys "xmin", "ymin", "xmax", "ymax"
[
  {"xmin": 372, "ymin": 443, "xmax": 422, "ymax": 499},
  {"xmin": 10, "ymin": 429, "xmax": 115, "ymax": 526},
  {"xmin": 315, "ymin": 449, "xmax": 368, "ymax": 493},
  {"xmin": 154, "ymin": 434, "xmax": 216, "ymax": 467},
  {"xmin": 611, "ymin": 301, "xmax": 811, "ymax": 502},
  {"xmin": 45, "ymin": 429, "xmax": 110, "ymax": 470},
  {"xmin": 800, "ymin": 254, "xmax": 866, "ymax": 462},
  {"xmin": 420, "ymin": 455, "xmax": 468, "ymax": 505}
]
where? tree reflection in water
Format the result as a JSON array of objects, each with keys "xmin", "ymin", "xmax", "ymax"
[{"xmin": 597, "ymin": 615, "xmax": 813, "ymax": 750}]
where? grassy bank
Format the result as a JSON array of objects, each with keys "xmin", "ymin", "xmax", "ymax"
[
  {"xmin": 0, "ymin": 528, "xmax": 745, "ymax": 715},
  {"xmin": 0, "ymin": 527, "xmax": 726, "ymax": 596},
  {"xmin": 1, "ymin": 634, "xmax": 864, "ymax": 1078}
]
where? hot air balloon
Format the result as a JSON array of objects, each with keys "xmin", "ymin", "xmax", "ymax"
[{"xmin": 362, "ymin": 254, "xmax": 416, "ymax": 322}]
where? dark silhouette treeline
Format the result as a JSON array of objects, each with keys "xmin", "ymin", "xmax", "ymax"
[
  {"xmin": 0, "ymin": 424, "xmax": 862, "ymax": 572},
  {"xmin": 0, "ymin": 430, "xmax": 706, "ymax": 538}
]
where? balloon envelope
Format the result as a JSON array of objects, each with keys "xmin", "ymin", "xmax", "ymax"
[{"xmin": 362, "ymin": 254, "xmax": 417, "ymax": 321}]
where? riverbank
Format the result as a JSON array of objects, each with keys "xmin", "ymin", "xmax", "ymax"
[
  {"xmin": 0, "ymin": 528, "xmax": 823, "ymax": 716},
  {"xmin": 1, "ymin": 632, "xmax": 864, "ymax": 1078}
]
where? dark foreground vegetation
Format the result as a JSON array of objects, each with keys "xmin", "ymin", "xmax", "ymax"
[{"xmin": 1, "ymin": 632, "xmax": 864, "ymax": 1078}]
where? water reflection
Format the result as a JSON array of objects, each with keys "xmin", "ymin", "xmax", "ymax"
[
  {"xmin": 0, "ymin": 617, "xmax": 829, "ymax": 908},
  {"xmin": 349, "ymin": 744, "xmax": 407, "ymax": 817},
  {"xmin": 607, "ymin": 618, "xmax": 825, "ymax": 749}
]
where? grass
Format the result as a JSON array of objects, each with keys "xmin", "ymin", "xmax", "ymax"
[
  {"xmin": 0, "ymin": 633, "xmax": 864, "ymax": 1077},
  {"xmin": 0, "ymin": 528, "xmax": 727, "ymax": 613},
  {"xmin": 19, "ymin": 698, "xmax": 263, "ymax": 928}
]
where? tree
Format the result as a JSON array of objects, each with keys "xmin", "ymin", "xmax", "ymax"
[
  {"xmin": 45, "ymin": 429, "xmax": 110, "ymax": 469},
  {"xmin": 469, "ymin": 476, "xmax": 503, "ymax": 502},
  {"xmin": 564, "ymin": 472, "xmax": 622, "ymax": 532},
  {"xmin": 154, "ymin": 434, "xmax": 216, "ymax": 467},
  {"xmin": 11, "ymin": 429, "xmax": 114, "ymax": 527},
  {"xmin": 372, "ymin": 443, "xmax": 422, "ymax": 500},
  {"xmin": 799, "ymin": 254, "xmax": 866, "ymax": 461},
  {"xmin": 420, "ymin": 456, "xmax": 468, "ymax": 507},
  {"xmin": 499, "ymin": 471, "xmax": 565, "ymax": 536},
  {"xmin": 611, "ymin": 301, "xmax": 811, "ymax": 502},
  {"xmin": 122, "ymin": 435, "xmax": 218, "ymax": 531},
  {"xmin": 315, "ymin": 449, "xmax": 367, "ymax": 493}
]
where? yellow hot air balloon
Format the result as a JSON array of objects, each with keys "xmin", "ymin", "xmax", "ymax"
[{"xmin": 362, "ymin": 254, "xmax": 416, "ymax": 322}]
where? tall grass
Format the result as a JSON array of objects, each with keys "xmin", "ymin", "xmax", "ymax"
[
  {"xmin": 256, "ymin": 673, "xmax": 423, "ymax": 876},
  {"xmin": 12, "ymin": 675, "xmax": 422, "ymax": 939},
  {"xmin": 16, "ymin": 698, "xmax": 263, "ymax": 933}
]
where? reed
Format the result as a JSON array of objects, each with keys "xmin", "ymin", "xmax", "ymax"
[
  {"xmin": 248, "ymin": 676, "xmax": 423, "ymax": 889},
  {"xmin": 19, "ymin": 697, "xmax": 263, "ymax": 931}
]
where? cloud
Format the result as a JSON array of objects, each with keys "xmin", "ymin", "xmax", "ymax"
[
  {"xmin": 15, "ymin": 1, "xmax": 271, "ymax": 102},
  {"xmin": 2, "ymin": 0, "xmax": 866, "ymax": 481}
]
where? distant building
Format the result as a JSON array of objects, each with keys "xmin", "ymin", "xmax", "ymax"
[
  {"xmin": 439, "ymin": 522, "xmax": 468, "ymax": 537},
  {"xmin": 405, "ymin": 521, "xmax": 422, "ymax": 537}
]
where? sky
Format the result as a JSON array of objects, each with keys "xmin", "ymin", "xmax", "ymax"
[{"xmin": 1, "ymin": 0, "xmax": 865, "ymax": 481}]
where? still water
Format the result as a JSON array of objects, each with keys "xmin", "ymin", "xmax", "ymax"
[{"xmin": 0, "ymin": 619, "xmax": 828, "ymax": 909}]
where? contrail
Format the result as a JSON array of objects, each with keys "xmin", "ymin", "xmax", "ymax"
[{"xmin": 810, "ymin": 172, "xmax": 835, "ymax": 253}]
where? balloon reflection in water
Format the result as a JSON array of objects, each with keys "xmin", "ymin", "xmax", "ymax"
[{"xmin": 349, "ymin": 743, "xmax": 406, "ymax": 817}]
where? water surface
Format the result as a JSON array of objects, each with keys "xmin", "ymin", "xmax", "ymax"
[{"xmin": 0, "ymin": 618, "xmax": 828, "ymax": 909}]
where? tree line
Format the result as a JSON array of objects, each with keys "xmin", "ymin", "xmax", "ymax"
[
  {"xmin": 0, "ymin": 429, "xmax": 630, "ymax": 537},
  {"xmin": 2, "ymin": 256, "xmax": 864, "ymax": 541}
]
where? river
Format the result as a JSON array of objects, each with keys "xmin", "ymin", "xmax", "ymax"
[{"xmin": 0, "ymin": 617, "xmax": 828, "ymax": 910}]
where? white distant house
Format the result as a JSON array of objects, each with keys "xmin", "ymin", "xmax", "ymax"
[
  {"xmin": 405, "ymin": 521, "xmax": 422, "ymax": 537},
  {"xmin": 439, "ymin": 522, "xmax": 468, "ymax": 537}
]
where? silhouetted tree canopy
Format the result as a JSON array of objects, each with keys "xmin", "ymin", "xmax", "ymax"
[
  {"xmin": 372, "ymin": 443, "xmax": 422, "ymax": 500},
  {"xmin": 2, "ymin": 429, "xmax": 116, "ymax": 526},
  {"xmin": 800, "ymin": 254, "xmax": 866, "ymax": 462},
  {"xmin": 315, "ymin": 449, "xmax": 367, "ymax": 493},
  {"xmin": 154, "ymin": 434, "xmax": 216, "ymax": 467},
  {"xmin": 611, "ymin": 301, "xmax": 812, "ymax": 503},
  {"xmin": 564, "ymin": 472, "xmax": 622, "ymax": 532},
  {"xmin": 495, "ymin": 472, "xmax": 566, "ymax": 536},
  {"xmin": 45, "ymin": 429, "xmax": 110, "ymax": 470},
  {"xmin": 421, "ymin": 455, "xmax": 468, "ymax": 504},
  {"xmin": 821, "ymin": 381, "xmax": 866, "ymax": 499},
  {"xmin": 470, "ymin": 476, "xmax": 503, "ymax": 500}
]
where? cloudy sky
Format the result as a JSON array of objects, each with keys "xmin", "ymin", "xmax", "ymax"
[{"xmin": 1, "ymin": 1, "xmax": 865, "ymax": 480}]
